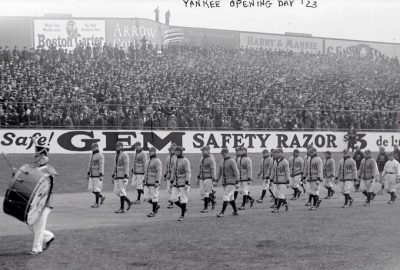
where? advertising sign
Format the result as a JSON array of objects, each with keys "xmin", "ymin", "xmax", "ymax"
[
  {"xmin": 2, "ymin": 129, "xmax": 398, "ymax": 154},
  {"xmin": 34, "ymin": 19, "xmax": 105, "ymax": 50},
  {"xmin": 105, "ymin": 18, "xmax": 168, "ymax": 49},
  {"xmin": 325, "ymin": 39, "xmax": 400, "ymax": 59},
  {"xmin": 239, "ymin": 32, "xmax": 323, "ymax": 53}
]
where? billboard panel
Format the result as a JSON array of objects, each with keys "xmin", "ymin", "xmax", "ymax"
[
  {"xmin": 34, "ymin": 19, "xmax": 105, "ymax": 50},
  {"xmin": 1, "ymin": 129, "xmax": 398, "ymax": 154},
  {"xmin": 0, "ymin": 18, "xmax": 33, "ymax": 48},
  {"xmin": 174, "ymin": 27, "xmax": 238, "ymax": 48},
  {"xmin": 325, "ymin": 39, "xmax": 400, "ymax": 59},
  {"xmin": 105, "ymin": 18, "xmax": 168, "ymax": 49},
  {"xmin": 239, "ymin": 32, "xmax": 323, "ymax": 53}
]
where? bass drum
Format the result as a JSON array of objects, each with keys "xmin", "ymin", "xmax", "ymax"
[{"xmin": 3, "ymin": 165, "xmax": 53, "ymax": 225}]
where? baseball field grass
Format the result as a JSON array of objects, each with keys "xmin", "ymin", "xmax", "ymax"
[{"xmin": 1, "ymin": 153, "xmax": 400, "ymax": 270}]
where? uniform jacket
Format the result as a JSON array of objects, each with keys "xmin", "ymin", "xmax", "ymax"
[
  {"xmin": 336, "ymin": 157, "xmax": 357, "ymax": 181},
  {"xmin": 303, "ymin": 155, "xmax": 323, "ymax": 181},
  {"xmin": 270, "ymin": 157, "xmax": 290, "ymax": 184},
  {"xmin": 113, "ymin": 151, "xmax": 129, "ymax": 179},
  {"xmin": 38, "ymin": 164, "xmax": 57, "ymax": 208},
  {"xmin": 171, "ymin": 156, "xmax": 191, "ymax": 187},
  {"xmin": 358, "ymin": 157, "xmax": 379, "ymax": 180},
  {"xmin": 323, "ymin": 158, "xmax": 335, "ymax": 178},
  {"xmin": 258, "ymin": 156, "xmax": 274, "ymax": 180},
  {"xmin": 144, "ymin": 156, "xmax": 162, "ymax": 186},
  {"xmin": 237, "ymin": 155, "xmax": 253, "ymax": 182},
  {"xmin": 383, "ymin": 160, "xmax": 400, "ymax": 177},
  {"xmin": 376, "ymin": 152, "xmax": 389, "ymax": 172},
  {"xmin": 87, "ymin": 150, "xmax": 104, "ymax": 177},
  {"xmin": 198, "ymin": 154, "xmax": 216, "ymax": 180},
  {"xmin": 164, "ymin": 154, "xmax": 177, "ymax": 181},
  {"xmin": 131, "ymin": 149, "xmax": 148, "ymax": 175},
  {"xmin": 216, "ymin": 157, "xmax": 239, "ymax": 186},
  {"xmin": 288, "ymin": 156, "xmax": 304, "ymax": 177}
]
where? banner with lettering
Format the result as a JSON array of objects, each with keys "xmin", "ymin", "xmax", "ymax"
[
  {"xmin": 105, "ymin": 18, "xmax": 168, "ymax": 49},
  {"xmin": 325, "ymin": 39, "xmax": 400, "ymax": 60},
  {"xmin": 34, "ymin": 20, "xmax": 105, "ymax": 50},
  {"xmin": 239, "ymin": 32, "xmax": 323, "ymax": 53},
  {"xmin": 1, "ymin": 129, "xmax": 399, "ymax": 154}
]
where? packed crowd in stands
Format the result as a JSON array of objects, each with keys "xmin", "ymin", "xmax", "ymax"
[{"xmin": 0, "ymin": 42, "xmax": 400, "ymax": 130}]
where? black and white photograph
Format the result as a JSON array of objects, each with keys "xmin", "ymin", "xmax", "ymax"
[{"xmin": 0, "ymin": 0, "xmax": 400, "ymax": 269}]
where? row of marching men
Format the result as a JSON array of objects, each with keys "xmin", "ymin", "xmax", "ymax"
[{"xmin": 87, "ymin": 141, "xmax": 400, "ymax": 221}]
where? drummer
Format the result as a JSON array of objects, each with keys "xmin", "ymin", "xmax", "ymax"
[{"xmin": 12, "ymin": 140, "xmax": 57, "ymax": 255}]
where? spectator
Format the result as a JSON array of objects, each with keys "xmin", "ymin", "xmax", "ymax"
[
  {"xmin": 0, "ymin": 43, "xmax": 399, "ymax": 131},
  {"xmin": 167, "ymin": 114, "xmax": 177, "ymax": 129}
]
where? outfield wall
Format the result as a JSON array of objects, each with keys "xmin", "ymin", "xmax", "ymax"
[
  {"xmin": 2, "ymin": 16, "xmax": 400, "ymax": 59},
  {"xmin": 0, "ymin": 129, "xmax": 399, "ymax": 154}
]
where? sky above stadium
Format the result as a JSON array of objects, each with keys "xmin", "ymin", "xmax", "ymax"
[{"xmin": 0, "ymin": 0, "xmax": 399, "ymax": 43}]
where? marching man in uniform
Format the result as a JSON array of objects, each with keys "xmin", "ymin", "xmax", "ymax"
[
  {"xmin": 323, "ymin": 151, "xmax": 336, "ymax": 199},
  {"xmin": 288, "ymin": 149, "xmax": 304, "ymax": 200},
  {"xmin": 358, "ymin": 150, "xmax": 379, "ymax": 206},
  {"xmin": 376, "ymin": 146, "xmax": 389, "ymax": 195},
  {"xmin": 170, "ymin": 146, "xmax": 191, "ymax": 221},
  {"xmin": 11, "ymin": 137, "xmax": 57, "ymax": 255},
  {"xmin": 143, "ymin": 147, "xmax": 162, "ymax": 217},
  {"xmin": 234, "ymin": 147, "xmax": 241, "ymax": 201},
  {"xmin": 270, "ymin": 149, "xmax": 290, "ymax": 213},
  {"xmin": 382, "ymin": 152, "xmax": 400, "ymax": 204},
  {"xmin": 302, "ymin": 145, "xmax": 313, "ymax": 205},
  {"xmin": 87, "ymin": 143, "xmax": 106, "ymax": 208},
  {"xmin": 131, "ymin": 142, "xmax": 148, "ymax": 204},
  {"xmin": 256, "ymin": 149, "xmax": 274, "ymax": 203},
  {"xmin": 352, "ymin": 144, "xmax": 364, "ymax": 192},
  {"xmin": 303, "ymin": 147, "xmax": 323, "ymax": 210},
  {"xmin": 237, "ymin": 147, "xmax": 255, "ymax": 210},
  {"xmin": 164, "ymin": 143, "xmax": 177, "ymax": 208},
  {"xmin": 197, "ymin": 145, "xmax": 217, "ymax": 213},
  {"xmin": 269, "ymin": 149, "xmax": 278, "ymax": 206},
  {"xmin": 215, "ymin": 148, "xmax": 240, "ymax": 217},
  {"xmin": 113, "ymin": 141, "xmax": 132, "ymax": 213},
  {"xmin": 335, "ymin": 149, "xmax": 357, "ymax": 208}
]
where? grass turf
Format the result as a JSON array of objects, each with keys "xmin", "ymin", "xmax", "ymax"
[
  {"xmin": 1, "ymin": 152, "xmax": 399, "ymax": 270},
  {"xmin": 1, "ymin": 192, "xmax": 400, "ymax": 270}
]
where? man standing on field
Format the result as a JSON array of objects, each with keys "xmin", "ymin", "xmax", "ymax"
[
  {"xmin": 382, "ymin": 152, "xmax": 400, "ymax": 204},
  {"xmin": 358, "ymin": 150, "xmax": 378, "ymax": 206},
  {"xmin": 237, "ymin": 147, "xmax": 255, "ymax": 210},
  {"xmin": 131, "ymin": 142, "xmax": 148, "ymax": 204},
  {"xmin": 87, "ymin": 143, "xmax": 106, "ymax": 208},
  {"xmin": 234, "ymin": 147, "xmax": 241, "ymax": 201},
  {"xmin": 288, "ymin": 149, "xmax": 304, "ymax": 200},
  {"xmin": 376, "ymin": 146, "xmax": 389, "ymax": 195},
  {"xmin": 270, "ymin": 149, "xmax": 290, "ymax": 213},
  {"xmin": 144, "ymin": 147, "xmax": 162, "ymax": 217},
  {"xmin": 303, "ymin": 148, "xmax": 323, "ymax": 210},
  {"xmin": 256, "ymin": 149, "xmax": 274, "ymax": 203},
  {"xmin": 335, "ymin": 149, "xmax": 357, "ymax": 208},
  {"xmin": 352, "ymin": 144, "xmax": 364, "ymax": 192},
  {"xmin": 170, "ymin": 146, "xmax": 191, "ymax": 221},
  {"xmin": 323, "ymin": 151, "xmax": 335, "ymax": 199},
  {"xmin": 197, "ymin": 145, "xmax": 217, "ymax": 213},
  {"xmin": 113, "ymin": 142, "xmax": 132, "ymax": 213},
  {"xmin": 302, "ymin": 145, "xmax": 313, "ymax": 205},
  {"xmin": 215, "ymin": 148, "xmax": 240, "ymax": 217},
  {"xmin": 164, "ymin": 143, "xmax": 177, "ymax": 209}
]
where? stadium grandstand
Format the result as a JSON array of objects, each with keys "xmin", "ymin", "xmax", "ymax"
[{"xmin": 0, "ymin": 16, "xmax": 400, "ymax": 130}]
